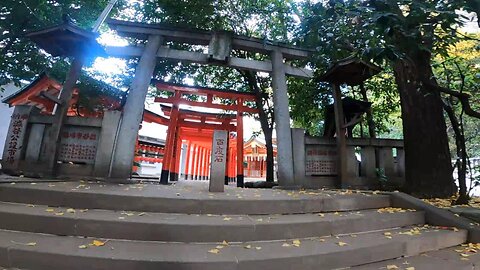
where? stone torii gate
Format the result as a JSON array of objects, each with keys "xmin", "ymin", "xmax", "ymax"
[{"xmin": 105, "ymin": 19, "xmax": 313, "ymax": 187}]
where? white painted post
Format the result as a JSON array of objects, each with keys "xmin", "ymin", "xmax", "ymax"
[
  {"xmin": 271, "ymin": 49, "xmax": 295, "ymax": 187},
  {"xmin": 110, "ymin": 35, "xmax": 162, "ymax": 179},
  {"xmin": 209, "ymin": 130, "xmax": 228, "ymax": 192}
]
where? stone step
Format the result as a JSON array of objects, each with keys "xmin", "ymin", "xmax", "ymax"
[
  {"xmin": 0, "ymin": 202, "xmax": 424, "ymax": 242},
  {"xmin": 351, "ymin": 245, "xmax": 480, "ymax": 270},
  {"xmin": 0, "ymin": 226, "xmax": 466, "ymax": 270},
  {"xmin": 0, "ymin": 182, "xmax": 390, "ymax": 214}
]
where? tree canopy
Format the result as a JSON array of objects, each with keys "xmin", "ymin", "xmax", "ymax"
[{"xmin": 1, "ymin": 0, "xmax": 479, "ymax": 199}]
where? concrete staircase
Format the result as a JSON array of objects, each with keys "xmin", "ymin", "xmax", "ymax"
[{"xmin": 0, "ymin": 181, "xmax": 469, "ymax": 269}]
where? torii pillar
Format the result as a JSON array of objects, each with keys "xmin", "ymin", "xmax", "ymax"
[
  {"xmin": 110, "ymin": 35, "xmax": 163, "ymax": 179},
  {"xmin": 271, "ymin": 49, "xmax": 295, "ymax": 187}
]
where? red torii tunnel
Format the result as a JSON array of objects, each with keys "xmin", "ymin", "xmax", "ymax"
[{"xmin": 152, "ymin": 81, "xmax": 259, "ymax": 187}]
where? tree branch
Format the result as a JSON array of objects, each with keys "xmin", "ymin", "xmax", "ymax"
[{"xmin": 425, "ymin": 81, "xmax": 480, "ymax": 119}]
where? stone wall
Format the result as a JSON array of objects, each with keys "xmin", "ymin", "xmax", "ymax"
[
  {"xmin": 1, "ymin": 105, "xmax": 122, "ymax": 179},
  {"xmin": 291, "ymin": 128, "xmax": 405, "ymax": 189}
]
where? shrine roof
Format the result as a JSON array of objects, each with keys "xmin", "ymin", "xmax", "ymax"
[
  {"xmin": 245, "ymin": 135, "xmax": 277, "ymax": 149},
  {"xmin": 25, "ymin": 20, "xmax": 105, "ymax": 57},
  {"xmin": 319, "ymin": 57, "xmax": 381, "ymax": 86},
  {"xmin": 138, "ymin": 135, "xmax": 166, "ymax": 147},
  {"xmin": 1, "ymin": 73, "xmax": 55, "ymax": 104}
]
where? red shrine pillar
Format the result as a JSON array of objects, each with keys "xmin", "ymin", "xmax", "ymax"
[
  {"xmin": 236, "ymin": 98, "xmax": 244, "ymax": 187},
  {"xmin": 160, "ymin": 93, "xmax": 180, "ymax": 184},
  {"xmin": 184, "ymin": 141, "xmax": 191, "ymax": 180},
  {"xmin": 225, "ymin": 146, "xmax": 230, "ymax": 185},
  {"xmin": 260, "ymin": 157, "xmax": 264, "ymax": 177},
  {"xmin": 233, "ymin": 149, "xmax": 237, "ymax": 182},
  {"xmin": 229, "ymin": 148, "xmax": 235, "ymax": 183},
  {"xmin": 171, "ymin": 134, "xmax": 182, "ymax": 182}
]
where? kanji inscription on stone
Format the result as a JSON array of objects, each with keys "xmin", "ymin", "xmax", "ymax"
[
  {"xmin": 305, "ymin": 145, "xmax": 338, "ymax": 176},
  {"xmin": 3, "ymin": 111, "xmax": 29, "ymax": 166},
  {"xmin": 57, "ymin": 127, "xmax": 100, "ymax": 164},
  {"xmin": 209, "ymin": 130, "xmax": 228, "ymax": 192}
]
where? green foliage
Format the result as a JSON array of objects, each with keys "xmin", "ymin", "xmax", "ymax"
[
  {"xmin": 291, "ymin": 0, "xmax": 403, "ymax": 137},
  {"xmin": 0, "ymin": 0, "xmax": 125, "ymax": 86},
  {"xmin": 44, "ymin": 61, "xmax": 125, "ymax": 115},
  {"xmin": 434, "ymin": 35, "xmax": 480, "ymax": 157}
]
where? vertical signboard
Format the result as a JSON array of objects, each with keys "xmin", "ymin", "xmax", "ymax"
[
  {"xmin": 209, "ymin": 130, "xmax": 227, "ymax": 192},
  {"xmin": 1, "ymin": 106, "xmax": 31, "ymax": 171}
]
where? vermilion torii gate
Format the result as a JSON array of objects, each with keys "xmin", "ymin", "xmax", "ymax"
[
  {"xmin": 105, "ymin": 19, "xmax": 312, "ymax": 187},
  {"xmin": 153, "ymin": 81, "xmax": 258, "ymax": 187}
]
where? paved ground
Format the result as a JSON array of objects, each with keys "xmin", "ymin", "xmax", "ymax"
[
  {"xmin": 0, "ymin": 174, "xmax": 379, "ymax": 201},
  {"xmin": 0, "ymin": 174, "xmax": 474, "ymax": 269}
]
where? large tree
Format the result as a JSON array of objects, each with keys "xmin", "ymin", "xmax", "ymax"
[
  {"xmin": 295, "ymin": 0, "xmax": 479, "ymax": 198},
  {"xmin": 363, "ymin": 0, "xmax": 480, "ymax": 198}
]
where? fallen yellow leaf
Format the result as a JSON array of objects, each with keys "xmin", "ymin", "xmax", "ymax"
[
  {"xmin": 386, "ymin": 265, "xmax": 398, "ymax": 269},
  {"xmin": 337, "ymin": 242, "xmax": 348, "ymax": 246},
  {"xmin": 292, "ymin": 239, "xmax": 301, "ymax": 247},
  {"xmin": 405, "ymin": 267, "xmax": 415, "ymax": 270},
  {"xmin": 26, "ymin": 242, "xmax": 36, "ymax": 246},
  {"xmin": 66, "ymin": 208, "xmax": 76, "ymax": 214},
  {"xmin": 92, "ymin": 240, "xmax": 105, "ymax": 247},
  {"xmin": 78, "ymin": 245, "xmax": 88, "ymax": 249},
  {"xmin": 282, "ymin": 243, "xmax": 291, "ymax": 247},
  {"xmin": 208, "ymin": 248, "xmax": 220, "ymax": 254},
  {"xmin": 223, "ymin": 217, "xmax": 232, "ymax": 221},
  {"xmin": 45, "ymin": 208, "xmax": 55, "ymax": 212},
  {"xmin": 222, "ymin": 240, "xmax": 229, "ymax": 246}
]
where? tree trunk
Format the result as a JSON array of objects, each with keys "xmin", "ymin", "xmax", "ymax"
[
  {"xmin": 359, "ymin": 83, "xmax": 376, "ymax": 138},
  {"xmin": 263, "ymin": 126, "xmax": 275, "ymax": 182},
  {"xmin": 241, "ymin": 70, "xmax": 275, "ymax": 182},
  {"xmin": 443, "ymin": 101, "xmax": 469, "ymax": 204},
  {"xmin": 393, "ymin": 53, "xmax": 455, "ymax": 198}
]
